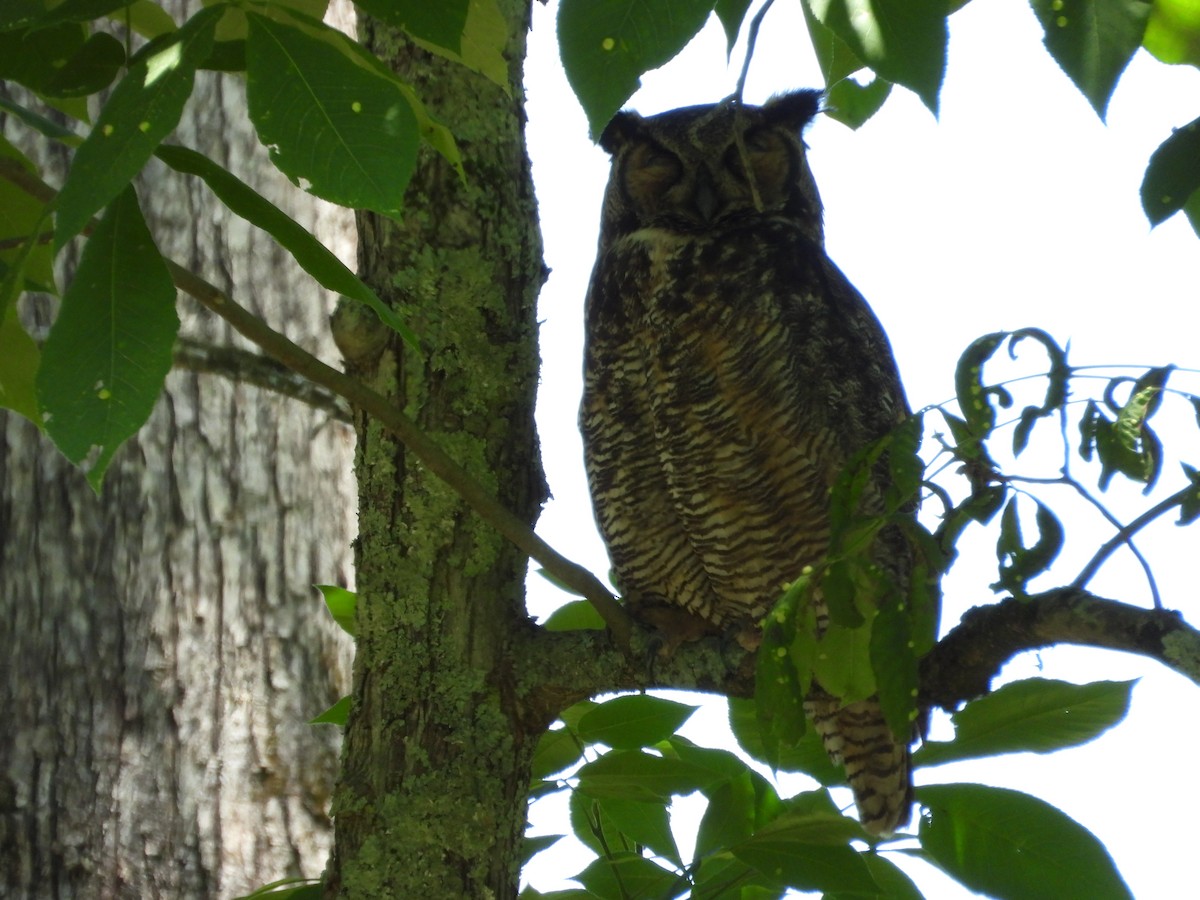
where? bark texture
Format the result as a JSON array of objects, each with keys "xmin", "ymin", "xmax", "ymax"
[
  {"xmin": 0, "ymin": 8, "xmax": 356, "ymax": 897},
  {"xmin": 326, "ymin": 2, "xmax": 549, "ymax": 896}
]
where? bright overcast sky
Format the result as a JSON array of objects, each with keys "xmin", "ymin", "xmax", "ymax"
[{"xmin": 521, "ymin": 1, "xmax": 1200, "ymax": 896}]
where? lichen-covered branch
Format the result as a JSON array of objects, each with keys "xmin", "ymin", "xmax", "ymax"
[{"xmin": 919, "ymin": 588, "xmax": 1200, "ymax": 710}]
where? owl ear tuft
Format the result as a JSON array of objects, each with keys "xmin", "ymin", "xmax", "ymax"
[
  {"xmin": 762, "ymin": 89, "xmax": 823, "ymax": 134},
  {"xmin": 599, "ymin": 111, "xmax": 644, "ymax": 154}
]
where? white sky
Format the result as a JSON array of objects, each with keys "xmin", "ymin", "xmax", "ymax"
[{"xmin": 521, "ymin": 1, "xmax": 1200, "ymax": 896}]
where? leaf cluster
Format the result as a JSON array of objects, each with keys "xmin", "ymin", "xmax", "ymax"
[
  {"xmin": 0, "ymin": 0, "xmax": 507, "ymax": 486},
  {"xmin": 522, "ymin": 679, "xmax": 1136, "ymax": 899}
]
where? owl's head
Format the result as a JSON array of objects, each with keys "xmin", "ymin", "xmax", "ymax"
[{"xmin": 598, "ymin": 89, "xmax": 824, "ymax": 244}]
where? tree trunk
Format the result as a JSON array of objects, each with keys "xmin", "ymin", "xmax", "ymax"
[
  {"xmin": 0, "ymin": 9, "xmax": 356, "ymax": 897},
  {"xmin": 326, "ymin": 3, "xmax": 549, "ymax": 896}
]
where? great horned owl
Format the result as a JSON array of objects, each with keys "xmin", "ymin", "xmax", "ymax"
[{"xmin": 580, "ymin": 90, "xmax": 914, "ymax": 835}]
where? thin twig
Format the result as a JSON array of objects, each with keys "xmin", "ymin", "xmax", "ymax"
[{"xmin": 734, "ymin": 0, "xmax": 775, "ymax": 103}]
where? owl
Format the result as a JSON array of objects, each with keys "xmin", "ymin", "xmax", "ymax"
[{"xmin": 580, "ymin": 90, "xmax": 914, "ymax": 835}]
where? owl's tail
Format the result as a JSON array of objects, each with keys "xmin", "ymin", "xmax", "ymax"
[{"xmin": 805, "ymin": 695, "xmax": 912, "ymax": 837}]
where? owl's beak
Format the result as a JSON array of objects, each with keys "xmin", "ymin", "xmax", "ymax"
[{"xmin": 692, "ymin": 172, "xmax": 719, "ymax": 223}]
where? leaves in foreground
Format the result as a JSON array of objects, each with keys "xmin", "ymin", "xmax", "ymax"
[
  {"xmin": 917, "ymin": 783, "xmax": 1133, "ymax": 900},
  {"xmin": 38, "ymin": 186, "xmax": 177, "ymax": 490},
  {"xmin": 916, "ymin": 678, "xmax": 1135, "ymax": 766}
]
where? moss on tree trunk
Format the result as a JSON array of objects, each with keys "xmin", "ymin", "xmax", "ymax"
[{"xmin": 327, "ymin": 2, "xmax": 551, "ymax": 895}]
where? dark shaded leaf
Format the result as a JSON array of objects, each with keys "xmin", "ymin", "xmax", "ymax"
[
  {"xmin": 714, "ymin": 0, "xmax": 753, "ymax": 53},
  {"xmin": 1179, "ymin": 463, "xmax": 1200, "ymax": 525},
  {"xmin": 916, "ymin": 678, "xmax": 1134, "ymax": 766},
  {"xmin": 38, "ymin": 187, "xmax": 177, "ymax": 490},
  {"xmin": 1007, "ymin": 327, "xmax": 1070, "ymax": 454},
  {"xmin": 918, "ymin": 784, "xmax": 1133, "ymax": 899},
  {"xmin": 354, "ymin": 0, "xmax": 468, "ymax": 54},
  {"xmin": 1029, "ymin": 0, "xmax": 1152, "ymax": 118},
  {"xmin": 0, "ymin": 23, "xmax": 86, "ymax": 95},
  {"xmin": 992, "ymin": 494, "xmax": 1064, "ymax": 597},
  {"xmin": 44, "ymin": 31, "xmax": 125, "ymax": 97},
  {"xmin": 1141, "ymin": 116, "xmax": 1200, "ymax": 226},
  {"xmin": 558, "ymin": 0, "xmax": 716, "ymax": 139}
]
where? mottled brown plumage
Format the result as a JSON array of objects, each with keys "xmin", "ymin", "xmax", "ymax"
[{"xmin": 580, "ymin": 91, "xmax": 913, "ymax": 834}]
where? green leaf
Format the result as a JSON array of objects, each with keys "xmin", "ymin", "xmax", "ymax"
[
  {"xmin": 597, "ymin": 797, "xmax": 682, "ymax": 865},
  {"xmin": 541, "ymin": 599, "xmax": 607, "ymax": 631},
  {"xmin": 695, "ymin": 775, "xmax": 767, "ymax": 858},
  {"xmin": 870, "ymin": 595, "xmax": 918, "ymax": 739},
  {"xmin": 1180, "ymin": 463, "xmax": 1200, "ymax": 525},
  {"xmin": 55, "ymin": 7, "xmax": 220, "ymax": 247},
  {"xmin": 1144, "ymin": 0, "xmax": 1200, "ymax": 65},
  {"xmin": 804, "ymin": 0, "xmax": 947, "ymax": 114},
  {"xmin": 918, "ymin": 784, "xmax": 1133, "ymax": 899},
  {"xmin": 1029, "ymin": 0, "xmax": 1152, "ymax": 118},
  {"xmin": 576, "ymin": 695, "xmax": 697, "ymax": 750},
  {"xmin": 408, "ymin": 0, "xmax": 511, "ymax": 93},
  {"xmin": 0, "ymin": 134, "xmax": 55, "ymax": 291},
  {"xmin": 531, "ymin": 727, "xmax": 583, "ymax": 779},
  {"xmin": 0, "ymin": 23, "xmax": 86, "ymax": 96},
  {"xmin": 825, "ymin": 76, "xmax": 892, "ymax": 130},
  {"xmin": 153, "ymin": 143, "xmax": 418, "ymax": 347},
  {"xmin": 353, "ymin": 0, "xmax": 468, "ymax": 54},
  {"xmin": 236, "ymin": 876, "xmax": 324, "ymax": 899},
  {"xmin": 954, "ymin": 332, "xmax": 1007, "ymax": 444},
  {"xmin": 733, "ymin": 830, "xmax": 877, "ymax": 894},
  {"xmin": 916, "ymin": 678, "xmax": 1135, "ymax": 767},
  {"xmin": 824, "ymin": 853, "xmax": 924, "ymax": 899},
  {"xmin": 754, "ymin": 576, "xmax": 811, "ymax": 760},
  {"xmin": 801, "ymin": 0, "xmax": 865, "ymax": 87},
  {"xmin": 1008, "ymin": 327, "xmax": 1070, "ymax": 454},
  {"xmin": 0, "ymin": 311, "xmax": 41, "ymax": 423},
  {"xmin": 38, "ymin": 187, "xmax": 178, "ymax": 490},
  {"xmin": 574, "ymin": 853, "xmax": 684, "ymax": 899},
  {"xmin": 245, "ymin": 10, "xmax": 419, "ymax": 215},
  {"xmin": 310, "ymin": 695, "xmax": 350, "ymax": 725},
  {"xmin": 22, "ymin": 0, "xmax": 139, "ymax": 27},
  {"xmin": 713, "ymin": 0, "xmax": 753, "ymax": 53},
  {"xmin": 729, "ymin": 698, "xmax": 845, "ymax": 786},
  {"xmin": 44, "ymin": 31, "xmax": 126, "ymax": 97},
  {"xmin": 520, "ymin": 833, "xmax": 564, "ymax": 867},
  {"xmin": 558, "ymin": 0, "xmax": 716, "ymax": 139},
  {"xmin": 575, "ymin": 749, "xmax": 717, "ymax": 802},
  {"xmin": 992, "ymin": 494, "xmax": 1063, "ymax": 597},
  {"xmin": 315, "ymin": 584, "xmax": 356, "ymax": 635},
  {"xmin": 1142, "ymin": 116, "xmax": 1200, "ymax": 227}
]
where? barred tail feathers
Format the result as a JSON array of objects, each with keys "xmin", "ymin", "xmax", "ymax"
[{"xmin": 805, "ymin": 695, "xmax": 912, "ymax": 837}]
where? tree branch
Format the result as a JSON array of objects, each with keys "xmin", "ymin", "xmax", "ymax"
[
  {"xmin": 174, "ymin": 338, "xmax": 351, "ymax": 421},
  {"xmin": 919, "ymin": 588, "xmax": 1200, "ymax": 710},
  {"xmin": 0, "ymin": 159, "xmax": 635, "ymax": 651}
]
